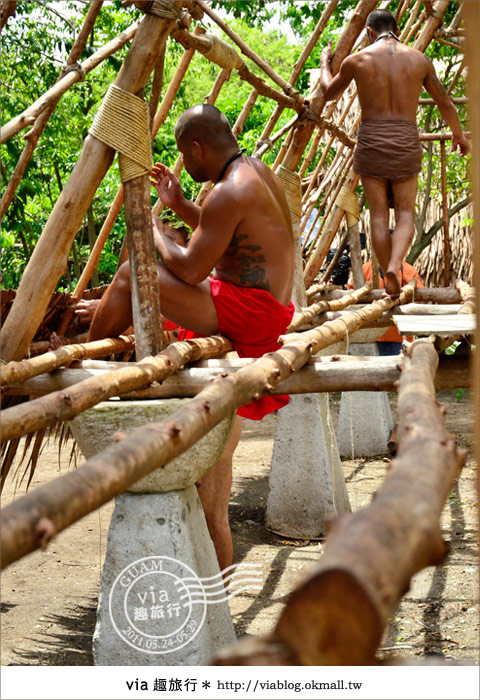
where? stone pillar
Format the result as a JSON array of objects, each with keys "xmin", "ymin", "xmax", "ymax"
[
  {"xmin": 71, "ymin": 399, "xmax": 236, "ymax": 665},
  {"xmin": 336, "ymin": 342, "xmax": 394, "ymax": 457}
]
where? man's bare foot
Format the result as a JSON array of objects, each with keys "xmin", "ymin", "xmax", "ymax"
[{"xmin": 385, "ymin": 271, "xmax": 401, "ymax": 298}]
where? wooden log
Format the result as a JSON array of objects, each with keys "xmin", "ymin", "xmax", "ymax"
[
  {"xmin": 304, "ymin": 171, "xmax": 360, "ymax": 288},
  {"xmin": 0, "ymin": 10, "xmax": 178, "ymax": 363},
  {"xmin": 56, "ymin": 33, "xmax": 200, "ymax": 337},
  {"xmin": 0, "ymin": 336, "xmax": 232, "ymax": 443},
  {"xmin": 419, "ymin": 131, "xmax": 471, "ymax": 141},
  {"xmin": 318, "ymin": 287, "xmax": 462, "ymax": 304},
  {"xmin": 0, "ymin": 284, "xmax": 416, "ymax": 569},
  {"xmin": 456, "ymin": 280, "xmax": 476, "ymax": 314},
  {"xmin": 5, "ymin": 353, "xmax": 470, "ymax": 399},
  {"xmin": 0, "ymin": 21, "xmax": 139, "ymax": 145},
  {"xmin": 348, "ymin": 222, "xmax": 364, "ymax": 288},
  {"xmin": 1, "ymin": 335, "xmax": 134, "ymax": 387},
  {"xmin": 418, "ymin": 96, "xmax": 468, "ymax": 104},
  {"xmin": 0, "ymin": 0, "xmax": 104, "ymax": 219},
  {"xmin": 413, "ymin": 0, "xmax": 449, "ymax": 52},
  {"xmin": 123, "ymin": 169, "xmax": 164, "ymax": 359},
  {"xmin": 215, "ymin": 338, "xmax": 466, "ymax": 666},
  {"xmin": 288, "ymin": 283, "xmax": 371, "ymax": 332}
]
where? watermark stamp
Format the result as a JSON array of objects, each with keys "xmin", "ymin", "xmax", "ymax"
[{"xmin": 109, "ymin": 556, "xmax": 262, "ymax": 654}]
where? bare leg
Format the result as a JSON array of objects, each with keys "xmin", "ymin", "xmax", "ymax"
[
  {"xmin": 361, "ymin": 175, "xmax": 392, "ymax": 280},
  {"xmin": 196, "ymin": 415, "xmax": 243, "ymax": 572},
  {"xmin": 389, "ymin": 175, "xmax": 418, "ymax": 277},
  {"xmin": 88, "ymin": 259, "xmax": 218, "ymax": 341}
]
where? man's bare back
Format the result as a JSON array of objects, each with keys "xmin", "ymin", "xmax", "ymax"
[{"xmin": 319, "ymin": 9, "xmax": 469, "ymax": 296}]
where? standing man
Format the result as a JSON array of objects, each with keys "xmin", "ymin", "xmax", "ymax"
[
  {"xmin": 320, "ymin": 8, "xmax": 470, "ymax": 296},
  {"xmin": 87, "ymin": 104, "xmax": 295, "ymax": 571}
]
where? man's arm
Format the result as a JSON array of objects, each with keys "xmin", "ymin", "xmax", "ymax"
[
  {"xmin": 150, "ymin": 162, "xmax": 201, "ymax": 229},
  {"xmin": 423, "ymin": 59, "xmax": 470, "ymax": 155},
  {"xmin": 320, "ymin": 41, "xmax": 355, "ymax": 102},
  {"xmin": 152, "ymin": 185, "xmax": 242, "ymax": 286}
]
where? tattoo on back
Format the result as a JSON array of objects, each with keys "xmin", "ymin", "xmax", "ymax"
[{"xmin": 226, "ymin": 233, "xmax": 270, "ymax": 290}]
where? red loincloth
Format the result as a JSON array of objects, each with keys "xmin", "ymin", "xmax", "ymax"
[{"xmin": 177, "ymin": 277, "xmax": 294, "ymax": 420}]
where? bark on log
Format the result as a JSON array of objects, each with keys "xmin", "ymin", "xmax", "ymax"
[
  {"xmin": 4, "ymin": 353, "xmax": 470, "ymax": 399},
  {"xmin": 0, "ymin": 284, "xmax": 416, "ymax": 569},
  {"xmin": 456, "ymin": 280, "xmax": 476, "ymax": 315},
  {"xmin": 288, "ymin": 283, "xmax": 371, "ymax": 332},
  {"xmin": 215, "ymin": 338, "xmax": 466, "ymax": 666},
  {"xmin": 0, "ymin": 10, "xmax": 178, "ymax": 363},
  {"xmin": 315, "ymin": 287, "xmax": 463, "ymax": 304},
  {"xmin": 0, "ymin": 0, "xmax": 16, "ymax": 30},
  {"xmin": 1, "ymin": 335, "xmax": 134, "ymax": 387},
  {"xmin": 0, "ymin": 336, "xmax": 232, "ymax": 442}
]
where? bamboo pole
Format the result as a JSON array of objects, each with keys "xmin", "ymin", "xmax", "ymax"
[
  {"xmin": 0, "ymin": 335, "xmax": 134, "ymax": 387},
  {"xmin": 439, "ymin": 140, "xmax": 451, "ymax": 286},
  {"xmin": 4, "ymin": 353, "xmax": 470, "ymax": 399},
  {"xmin": 0, "ymin": 0, "xmax": 104, "ymax": 220},
  {"xmin": 0, "ymin": 21, "xmax": 140, "ymax": 145},
  {"xmin": 0, "ymin": 283, "xmax": 416, "ymax": 569},
  {"xmin": 216, "ymin": 338, "xmax": 465, "ymax": 666},
  {"xmin": 0, "ymin": 9, "xmax": 180, "ymax": 363},
  {"xmin": 0, "ymin": 336, "xmax": 232, "ymax": 443}
]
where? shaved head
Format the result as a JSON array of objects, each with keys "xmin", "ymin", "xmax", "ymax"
[
  {"xmin": 175, "ymin": 104, "xmax": 237, "ymax": 150},
  {"xmin": 366, "ymin": 9, "xmax": 397, "ymax": 33}
]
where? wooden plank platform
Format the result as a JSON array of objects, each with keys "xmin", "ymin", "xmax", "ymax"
[{"xmin": 394, "ymin": 314, "xmax": 476, "ymax": 336}]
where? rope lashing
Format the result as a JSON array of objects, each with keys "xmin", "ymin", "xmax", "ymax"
[
  {"xmin": 276, "ymin": 165, "xmax": 302, "ymax": 231},
  {"xmin": 125, "ymin": 0, "xmax": 184, "ymax": 20},
  {"xmin": 89, "ymin": 84, "xmax": 152, "ymax": 183},
  {"xmin": 337, "ymin": 185, "xmax": 359, "ymax": 228},
  {"xmin": 61, "ymin": 62, "xmax": 85, "ymax": 81}
]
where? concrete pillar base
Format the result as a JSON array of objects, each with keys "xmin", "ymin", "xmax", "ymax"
[
  {"xmin": 337, "ymin": 343, "xmax": 394, "ymax": 457},
  {"xmin": 70, "ymin": 398, "xmax": 236, "ymax": 665},
  {"xmin": 93, "ymin": 487, "xmax": 236, "ymax": 665},
  {"xmin": 266, "ymin": 393, "xmax": 350, "ymax": 539}
]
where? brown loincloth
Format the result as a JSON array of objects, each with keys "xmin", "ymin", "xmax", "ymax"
[{"xmin": 353, "ymin": 119, "xmax": 423, "ymax": 181}]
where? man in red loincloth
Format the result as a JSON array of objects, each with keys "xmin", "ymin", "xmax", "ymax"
[
  {"xmin": 319, "ymin": 8, "xmax": 470, "ymax": 297},
  {"xmin": 88, "ymin": 104, "xmax": 295, "ymax": 570}
]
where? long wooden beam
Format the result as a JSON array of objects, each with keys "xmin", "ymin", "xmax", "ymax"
[
  {"xmin": 312, "ymin": 287, "xmax": 464, "ymax": 304},
  {"xmin": 214, "ymin": 338, "xmax": 466, "ymax": 665},
  {"xmin": 3, "ymin": 354, "xmax": 470, "ymax": 398}
]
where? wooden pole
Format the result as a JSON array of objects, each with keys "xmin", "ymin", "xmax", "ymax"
[
  {"xmin": 0, "ymin": 284, "xmax": 416, "ymax": 569},
  {"xmin": 319, "ymin": 229, "xmax": 349, "ymax": 284},
  {"xmin": 439, "ymin": 140, "xmax": 451, "ymax": 286},
  {"xmin": 304, "ymin": 171, "xmax": 360, "ymax": 288},
  {"xmin": 215, "ymin": 339, "xmax": 466, "ymax": 666},
  {"xmin": 4, "ymin": 354, "xmax": 470, "ymax": 399},
  {"xmin": 0, "ymin": 21, "xmax": 140, "ymax": 145},
  {"xmin": 0, "ymin": 336, "xmax": 232, "ymax": 443},
  {"xmin": 316, "ymin": 286, "xmax": 462, "ymax": 304},
  {"xmin": 288, "ymin": 283, "xmax": 371, "ymax": 333},
  {"xmin": 56, "ymin": 34, "xmax": 201, "ymax": 337},
  {"xmin": 0, "ymin": 0, "xmax": 104, "ymax": 219},
  {"xmin": 0, "ymin": 9, "xmax": 180, "ymax": 363},
  {"xmin": 0, "ymin": 0, "xmax": 17, "ymax": 30},
  {"xmin": 0, "ymin": 335, "xmax": 134, "ymax": 387}
]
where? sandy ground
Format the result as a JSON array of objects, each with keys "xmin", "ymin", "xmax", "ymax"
[{"xmin": 1, "ymin": 390, "xmax": 478, "ymax": 666}]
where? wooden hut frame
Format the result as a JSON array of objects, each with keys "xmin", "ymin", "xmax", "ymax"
[{"xmin": 0, "ymin": 0, "xmax": 477, "ymax": 666}]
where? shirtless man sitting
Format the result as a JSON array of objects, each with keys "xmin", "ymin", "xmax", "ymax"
[
  {"xmin": 320, "ymin": 8, "xmax": 470, "ymax": 296},
  {"xmin": 87, "ymin": 104, "xmax": 295, "ymax": 571}
]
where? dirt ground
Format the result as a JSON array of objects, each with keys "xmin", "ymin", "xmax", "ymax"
[{"xmin": 1, "ymin": 389, "xmax": 478, "ymax": 666}]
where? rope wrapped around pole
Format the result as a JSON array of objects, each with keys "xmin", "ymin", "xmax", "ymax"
[{"xmin": 89, "ymin": 85, "xmax": 152, "ymax": 183}]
